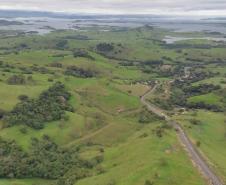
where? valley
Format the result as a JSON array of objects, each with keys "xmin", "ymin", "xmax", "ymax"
[{"xmin": 0, "ymin": 16, "xmax": 226, "ymax": 185}]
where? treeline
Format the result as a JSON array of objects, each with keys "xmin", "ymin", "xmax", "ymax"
[
  {"xmin": 7, "ymin": 75, "xmax": 26, "ymax": 85},
  {"xmin": 4, "ymin": 82, "xmax": 73, "ymax": 129},
  {"xmin": 151, "ymin": 80, "xmax": 224, "ymax": 112},
  {"xmin": 162, "ymin": 43, "xmax": 226, "ymax": 50},
  {"xmin": 96, "ymin": 43, "xmax": 114, "ymax": 52},
  {"xmin": 170, "ymin": 82, "xmax": 223, "ymax": 111},
  {"xmin": 0, "ymin": 135, "xmax": 103, "ymax": 185},
  {"xmin": 187, "ymin": 102, "xmax": 222, "ymax": 112},
  {"xmin": 0, "ymin": 62, "xmax": 54, "ymax": 75},
  {"xmin": 64, "ymin": 35, "xmax": 90, "ymax": 40},
  {"xmin": 6, "ymin": 75, "xmax": 35, "ymax": 85},
  {"xmin": 183, "ymin": 84, "xmax": 221, "ymax": 96},
  {"xmin": 73, "ymin": 49, "xmax": 94, "ymax": 60},
  {"xmin": 95, "ymin": 42, "xmax": 124, "ymax": 58}
]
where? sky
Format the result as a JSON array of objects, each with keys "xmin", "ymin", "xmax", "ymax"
[{"xmin": 0, "ymin": 0, "xmax": 226, "ymax": 16}]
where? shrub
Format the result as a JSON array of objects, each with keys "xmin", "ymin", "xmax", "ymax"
[
  {"xmin": 190, "ymin": 119, "xmax": 202, "ymax": 125},
  {"xmin": 196, "ymin": 141, "xmax": 201, "ymax": 147},
  {"xmin": 48, "ymin": 78, "xmax": 54, "ymax": 82},
  {"xmin": 19, "ymin": 127, "xmax": 27, "ymax": 134},
  {"xmin": 7, "ymin": 75, "xmax": 26, "ymax": 85},
  {"xmin": 49, "ymin": 62, "xmax": 63, "ymax": 68},
  {"xmin": 144, "ymin": 180, "xmax": 154, "ymax": 185},
  {"xmin": 138, "ymin": 108, "xmax": 162, "ymax": 124},
  {"xmin": 31, "ymin": 66, "xmax": 50, "ymax": 74},
  {"xmin": 18, "ymin": 95, "xmax": 29, "ymax": 101}
]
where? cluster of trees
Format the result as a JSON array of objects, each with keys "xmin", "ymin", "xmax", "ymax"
[
  {"xmin": 188, "ymin": 71, "xmax": 217, "ymax": 83},
  {"xmin": 30, "ymin": 65, "xmax": 52, "ymax": 74},
  {"xmin": 96, "ymin": 43, "xmax": 114, "ymax": 53},
  {"xmin": 169, "ymin": 82, "xmax": 222, "ymax": 111},
  {"xmin": 56, "ymin": 40, "xmax": 68, "ymax": 50},
  {"xmin": 154, "ymin": 124, "xmax": 172, "ymax": 138},
  {"xmin": 1, "ymin": 62, "xmax": 57, "ymax": 76},
  {"xmin": 138, "ymin": 107, "xmax": 164, "ymax": 124},
  {"xmin": 49, "ymin": 62, "xmax": 63, "ymax": 68},
  {"xmin": 73, "ymin": 49, "xmax": 94, "ymax": 60},
  {"xmin": 118, "ymin": 60, "xmax": 135, "ymax": 66},
  {"xmin": 65, "ymin": 35, "xmax": 90, "ymax": 40},
  {"xmin": 183, "ymin": 84, "xmax": 221, "ymax": 96},
  {"xmin": 0, "ymin": 135, "xmax": 103, "ymax": 185},
  {"xmin": 7, "ymin": 75, "xmax": 26, "ymax": 85},
  {"xmin": 138, "ymin": 60, "xmax": 175, "ymax": 78},
  {"xmin": 187, "ymin": 102, "xmax": 223, "ymax": 112},
  {"xmin": 0, "ymin": 64, "xmax": 15, "ymax": 73},
  {"xmin": 18, "ymin": 66, "xmax": 33, "ymax": 74},
  {"xmin": 151, "ymin": 97, "xmax": 173, "ymax": 111},
  {"xmin": 0, "ymin": 20, "xmax": 24, "ymax": 26},
  {"xmin": 5, "ymin": 82, "xmax": 73, "ymax": 129},
  {"xmin": 163, "ymin": 43, "xmax": 213, "ymax": 49},
  {"xmin": 0, "ymin": 61, "xmax": 33, "ymax": 75},
  {"xmin": 65, "ymin": 66, "xmax": 97, "ymax": 78}
]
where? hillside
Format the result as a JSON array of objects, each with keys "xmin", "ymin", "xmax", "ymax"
[{"xmin": 0, "ymin": 24, "xmax": 226, "ymax": 185}]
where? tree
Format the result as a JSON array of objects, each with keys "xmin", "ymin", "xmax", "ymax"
[
  {"xmin": 18, "ymin": 95, "xmax": 29, "ymax": 101},
  {"xmin": 56, "ymin": 40, "xmax": 68, "ymax": 49}
]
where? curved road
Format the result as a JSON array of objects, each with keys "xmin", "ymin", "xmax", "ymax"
[{"xmin": 141, "ymin": 84, "xmax": 223, "ymax": 185}]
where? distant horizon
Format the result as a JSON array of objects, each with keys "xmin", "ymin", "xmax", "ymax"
[
  {"xmin": 0, "ymin": 0, "xmax": 226, "ymax": 17},
  {"xmin": 0, "ymin": 9, "xmax": 226, "ymax": 18}
]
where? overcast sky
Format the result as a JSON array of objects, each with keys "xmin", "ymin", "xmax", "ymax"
[{"xmin": 0, "ymin": 0, "xmax": 226, "ymax": 16}]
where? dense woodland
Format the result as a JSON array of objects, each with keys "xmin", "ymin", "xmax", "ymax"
[
  {"xmin": 4, "ymin": 82, "xmax": 73, "ymax": 129},
  {"xmin": 0, "ymin": 135, "xmax": 103, "ymax": 185}
]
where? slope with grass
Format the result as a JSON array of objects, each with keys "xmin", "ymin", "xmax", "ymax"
[
  {"xmin": 0, "ymin": 24, "xmax": 225, "ymax": 185},
  {"xmin": 174, "ymin": 110, "xmax": 226, "ymax": 182}
]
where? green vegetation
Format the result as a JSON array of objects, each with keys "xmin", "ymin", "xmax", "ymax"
[
  {"xmin": 0, "ymin": 135, "xmax": 101, "ymax": 185},
  {"xmin": 65, "ymin": 66, "xmax": 97, "ymax": 78},
  {"xmin": 1, "ymin": 23, "xmax": 226, "ymax": 185},
  {"xmin": 174, "ymin": 110, "xmax": 226, "ymax": 182},
  {"xmin": 4, "ymin": 82, "xmax": 73, "ymax": 129}
]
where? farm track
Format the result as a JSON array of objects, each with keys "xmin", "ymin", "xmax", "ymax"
[{"xmin": 141, "ymin": 84, "xmax": 223, "ymax": 185}]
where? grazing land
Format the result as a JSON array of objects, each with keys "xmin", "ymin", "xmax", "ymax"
[{"xmin": 0, "ymin": 18, "xmax": 226, "ymax": 185}]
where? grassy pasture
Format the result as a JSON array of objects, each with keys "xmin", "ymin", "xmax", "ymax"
[
  {"xmin": 0, "ymin": 25, "xmax": 222, "ymax": 185},
  {"xmin": 187, "ymin": 93, "xmax": 222, "ymax": 106},
  {"xmin": 174, "ymin": 110, "xmax": 226, "ymax": 182},
  {"xmin": 76, "ymin": 123, "xmax": 206, "ymax": 185}
]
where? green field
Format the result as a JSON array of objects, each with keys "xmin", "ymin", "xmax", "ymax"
[
  {"xmin": 187, "ymin": 93, "xmax": 222, "ymax": 106},
  {"xmin": 0, "ymin": 23, "xmax": 226, "ymax": 185},
  {"xmin": 174, "ymin": 110, "xmax": 226, "ymax": 182}
]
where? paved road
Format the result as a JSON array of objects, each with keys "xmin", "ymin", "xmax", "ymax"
[{"xmin": 141, "ymin": 84, "xmax": 223, "ymax": 185}]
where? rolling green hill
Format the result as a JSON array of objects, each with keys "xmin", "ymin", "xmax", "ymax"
[{"xmin": 0, "ymin": 25, "xmax": 226, "ymax": 185}]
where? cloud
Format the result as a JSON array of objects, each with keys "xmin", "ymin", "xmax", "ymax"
[{"xmin": 0, "ymin": 0, "xmax": 226, "ymax": 16}]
